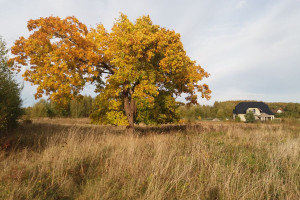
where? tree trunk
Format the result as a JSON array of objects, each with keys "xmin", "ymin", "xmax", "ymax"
[{"xmin": 124, "ymin": 95, "xmax": 136, "ymax": 134}]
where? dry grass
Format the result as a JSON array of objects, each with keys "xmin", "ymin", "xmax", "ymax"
[
  {"xmin": 31, "ymin": 117, "xmax": 92, "ymax": 126},
  {"xmin": 0, "ymin": 120, "xmax": 299, "ymax": 199}
]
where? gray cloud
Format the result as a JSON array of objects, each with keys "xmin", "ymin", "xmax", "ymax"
[{"xmin": 0, "ymin": 0, "xmax": 299, "ymax": 107}]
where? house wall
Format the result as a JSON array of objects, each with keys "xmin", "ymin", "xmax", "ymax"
[
  {"xmin": 259, "ymin": 115, "xmax": 275, "ymax": 121},
  {"xmin": 239, "ymin": 114, "xmax": 246, "ymax": 122},
  {"xmin": 234, "ymin": 114, "xmax": 246, "ymax": 122},
  {"xmin": 236, "ymin": 114, "xmax": 275, "ymax": 122},
  {"xmin": 246, "ymin": 108, "xmax": 261, "ymax": 115}
]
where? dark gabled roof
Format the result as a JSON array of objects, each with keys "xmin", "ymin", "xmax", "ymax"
[{"xmin": 233, "ymin": 102, "xmax": 274, "ymax": 115}]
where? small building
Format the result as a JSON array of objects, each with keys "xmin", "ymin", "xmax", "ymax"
[
  {"xmin": 233, "ymin": 102, "xmax": 274, "ymax": 122},
  {"xmin": 212, "ymin": 118, "xmax": 221, "ymax": 122},
  {"xmin": 276, "ymin": 108, "xmax": 284, "ymax": 114},
  {"xmin": 271, "ymin": 108, "xmax": 284, "ymax": 114}
]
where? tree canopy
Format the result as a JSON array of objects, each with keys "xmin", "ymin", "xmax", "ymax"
[{"xmin": 10, "ymin": 14, "xmax": 211, "ymax": 131}]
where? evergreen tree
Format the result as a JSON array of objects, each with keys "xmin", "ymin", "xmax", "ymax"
[{"xmin": 0, "ymin": 37, "xmax": 23, "ymax": 131}]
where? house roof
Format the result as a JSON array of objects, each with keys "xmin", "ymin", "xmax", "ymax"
[
  {"xmin": 259, "ymin": 113, "xmax": 273, "ymax": 118},
  {"xmin": 233, "ymin": 102, "xmax": 274, "ymax": 115}
]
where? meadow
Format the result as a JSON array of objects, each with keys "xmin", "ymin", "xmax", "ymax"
[{"xmin": 0, "ymin": 119, "xmax": 299, "ymax": 199}]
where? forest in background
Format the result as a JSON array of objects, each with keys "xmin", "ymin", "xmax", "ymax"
[
  {"xmin": 25, "ymin": 96, "xmax": 93, "ymax": 118},
  {"xmin": 25, "ymin": 98, "xmax": 300, "ymax": 122},
  {"xmin": 179, "ymin": 101, "xmax": 300, "ymax": 121}
]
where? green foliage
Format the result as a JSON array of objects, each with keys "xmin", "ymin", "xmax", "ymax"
[
  {"xmin": 0, "ymin": 37, "xmax": 23, "ymax": 131},
  {"xmin": 235, "ymin": 115, "xmax": 241, "ymax": 122},
  {"xmin": 178, "ymin": 100, "xmax": 300, "ymax": 122},
  {"xmin": 90, "ymin": 92, "xmax": 128, "ymax": 126},
  {"xmin": 27, "ymin": 96, "xmax": 93, "ymax": 118},
  {"xmin": 29, "ymin": 99, "xmax": 48, "ymax": 118},
  {"xmin": 91, "ymin": 91, "xmax": 180, "ymax": 125},
  {"xmin": 178, "ymin": 101, "xmax": 240, "ymax": 121},
  {"xmin": 27, "ymin": 99, "xmax": 59, "ymax": 118},
  {"xmin": 136, "ymin": 91, "xmax": 180, "ymax": 125},
  {"xmin": 268, "ymin": 102, "xmax": 300, "ymax": 118},
  {"xmin": 70, "ymin": 96, "xmax": 93, "ymax": 118},
  {"xmin": 245, "ymin": 112, "xmax": 255, "ymax": 123},
  {"xmin": 179, "ymin": 105, "xmax": 211, "ymax": 122},
  {"xmin": 216, "ymin": 108, "xmax": 225, "ymax": 120}
]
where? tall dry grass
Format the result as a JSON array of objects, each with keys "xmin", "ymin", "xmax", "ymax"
[{"xmin": 0, "ymin": 120, "xmax": 299, "ymax": 199}]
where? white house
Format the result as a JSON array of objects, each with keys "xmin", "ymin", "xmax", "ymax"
[{"xmin": 233, "ymin": 102, "xmax": 275, "ymax": 122}]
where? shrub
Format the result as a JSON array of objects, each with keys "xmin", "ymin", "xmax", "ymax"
[
  {"xmin": 30, "ymin": 99, "xmax": 48, "ymax": 118},
  {"xmin": 0, "ymin": 37, "xmax": 23, "ymax": 131},
  {"xmin": 245, "ymin": 112, "xmax": 255, "ymax": 123},
  {"xmin": 70, "ymin": 96, "xmax": 93, "ymax": 118},
  {"xmin": 235, "ymin": 115, "xmax": 241, "ymax": 122}
]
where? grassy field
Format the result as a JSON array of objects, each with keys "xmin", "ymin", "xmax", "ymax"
[{"xmin": 0, "ymin": 119, "xmax": 299, "ymax": 199}]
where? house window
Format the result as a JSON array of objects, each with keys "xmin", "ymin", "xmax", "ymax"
[{"xmin": 253, "ymin": 109, "xmax": 255, "ymax": 114}]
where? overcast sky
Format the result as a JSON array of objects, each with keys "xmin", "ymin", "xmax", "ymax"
[{"xmin": 1, "ymin": 0, "xmax": 299, "ymax": 107}]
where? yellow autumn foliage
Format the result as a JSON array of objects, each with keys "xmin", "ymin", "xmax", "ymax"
[{"xmin": 10, "ymin": 14, "xmax": 211, "ymax": 126}]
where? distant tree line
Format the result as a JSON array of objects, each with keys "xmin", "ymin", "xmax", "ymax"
[
  {"xmin": 179, "ymin": 101, "xmax": 300, "ymax": 122},
  {"xmin": 179, "ymin": 101, "xmax": 238, "ymax": 122},
  {"xmin": 25, "ymin": 96, "xmax": 93, "ymax": 118},
  {"xmin": 26, "ymin": 94, "xmax": 182, "ymax": 125},
  {"xmin": 268, "ymin": 102, "xmax": 300, "ymax": 118},
  {"xmin": 25, "ymin": 99, "xmax": 300, "ymax": 122}
]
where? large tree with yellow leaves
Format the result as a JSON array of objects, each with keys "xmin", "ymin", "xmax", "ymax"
[{"xmin": 10, "ymin": 14, "xmax": 211, "ymax": 132}]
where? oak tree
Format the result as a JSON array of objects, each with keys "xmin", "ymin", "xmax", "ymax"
[{"xmin": 10, "ymin": 14, "xmax": 211, "ymax": 133}]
